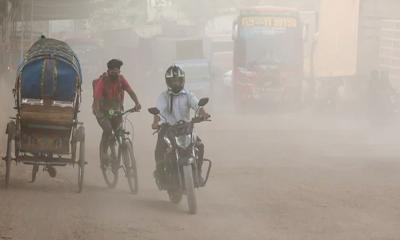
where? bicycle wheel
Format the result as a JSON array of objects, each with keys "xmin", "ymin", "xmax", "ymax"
[
  {"xmin": 122, "ymin": 140, "xmax": 138, "ymax": 194},
  {"xmin": 100, "ymin": 141, "xmax": 118, "ymax": 188}
]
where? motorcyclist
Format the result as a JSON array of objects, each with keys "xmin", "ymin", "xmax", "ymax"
[
  {"xmin": 151, "ymin": 65, "xmax": 210, "ymax": 183},
  {"xmin": 93, "ymin": 59, "xmax": 141, "ymax": 167}
]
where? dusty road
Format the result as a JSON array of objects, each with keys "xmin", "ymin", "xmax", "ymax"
[{"xmin": 1, "ymin": 90, "xmax": 400, "ymax": 239}]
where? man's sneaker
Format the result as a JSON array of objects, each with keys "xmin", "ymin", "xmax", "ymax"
[{"xmin": 111, "ymin": 160, "xmax": 120, "ymax": 173}]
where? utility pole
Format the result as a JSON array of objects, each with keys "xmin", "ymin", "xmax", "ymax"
[{"xmin": 30, "ymin": 0, "xmax": 33, "ymax": 43}]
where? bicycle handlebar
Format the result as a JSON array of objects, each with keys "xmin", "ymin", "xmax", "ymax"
[
  {"xmin": 152, "ymin": 116, "xmax": 211, "ymax": 135},
  {"xmin": 107, "ymin": 108, "xmax": 138, "ymax": 118}
]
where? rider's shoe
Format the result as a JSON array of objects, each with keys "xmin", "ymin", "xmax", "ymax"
[
  {"xmin": 47, "ymin": 166, "xmax": 57, "ymax": 178},
  {"xmin": 111, "ymin": 160, "xmax": 120, "ymax": 173}
]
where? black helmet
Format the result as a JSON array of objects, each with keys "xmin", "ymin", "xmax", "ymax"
[
  {"xmin": 107, "ymin": 59, "xmax": 123, "ymax": 70},
  {"xmin": 165, "ymin": 65, "xmax": 185, "ymax": 93}
]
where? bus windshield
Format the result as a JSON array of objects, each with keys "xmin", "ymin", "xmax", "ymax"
[{"xmin": 237, "ymin": 15, "xmax": 301, "ymax": 68}]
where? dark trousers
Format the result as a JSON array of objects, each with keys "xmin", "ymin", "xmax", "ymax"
[{"xmin": 97, "ymin": 116, "xmax": 122, "ymax": 156}]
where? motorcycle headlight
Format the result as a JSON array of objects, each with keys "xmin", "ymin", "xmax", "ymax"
[
  {"xmin": 163, "ymin": 136, "xmax": 172, "ymax": 148},
  {"xmin": 175, "ymin": 135, "xmax": 191, "ymax": 149}
]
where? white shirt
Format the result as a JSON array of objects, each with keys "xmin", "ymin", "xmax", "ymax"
[{"xmin": 156, "ymin": 89, "xmax": 199, "ymax": 125}]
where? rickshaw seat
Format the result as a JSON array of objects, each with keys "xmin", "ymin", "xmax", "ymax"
[{"xmin": 20, "ymin": 99, "xmax": 75, "ymax": 127}]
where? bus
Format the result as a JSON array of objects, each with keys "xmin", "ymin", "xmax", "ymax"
[{"xmin": 232, "ymin": 6, "xmax": 304, "ymax": 110}]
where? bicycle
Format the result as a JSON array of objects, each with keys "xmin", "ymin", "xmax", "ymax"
[{"xmin": 100, "ymin": 107, "xmax": 138, "ymax": 194}]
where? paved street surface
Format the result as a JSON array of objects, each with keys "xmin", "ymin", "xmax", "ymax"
[{"xmin": 1, "ymin": 86, "xmax": 400, "ymax": 240}]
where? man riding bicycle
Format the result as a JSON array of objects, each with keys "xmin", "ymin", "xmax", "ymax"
[
  {"xmin": 151, "ymin": 65, "xmax": 210, "ymax": 183},
  {"xmin": 93, "ymin": 59, "xmax": 141, "ymax": 167}
]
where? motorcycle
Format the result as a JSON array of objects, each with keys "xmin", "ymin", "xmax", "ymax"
[{"xmin": 148, "ymin": 98, "xmax": 212, "ymax": 214}]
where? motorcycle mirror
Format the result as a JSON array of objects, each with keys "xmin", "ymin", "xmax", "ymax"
[
  {"xmin": 148, "ymin": 107, "xmax": 160, "ymax": 115},
  {"xmin": 198, "ymin": 98, "xmax": 209, "ymax": 107}
]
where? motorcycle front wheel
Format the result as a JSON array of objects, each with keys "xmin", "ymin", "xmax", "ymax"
[{"xmin": 183, "ymin": 165, "xmax": 197, "ymax": 214}]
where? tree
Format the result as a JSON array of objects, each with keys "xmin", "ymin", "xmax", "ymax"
[{"xmin": 88, "ymin": 0, "xmax": 147, "ymax": 32}]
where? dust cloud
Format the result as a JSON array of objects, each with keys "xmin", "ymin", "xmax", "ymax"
[{"xmin": 1, "ymin": 0, "xmax": 400, "ymax": 239}]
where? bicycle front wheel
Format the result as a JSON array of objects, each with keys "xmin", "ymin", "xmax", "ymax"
[
  {"xmin": 100, "ymin": 142, "xmax": 119, "ymax": 188},
  {"xmin": 122, "ymin": 140, "xmax": 138, "ymax": 194}
]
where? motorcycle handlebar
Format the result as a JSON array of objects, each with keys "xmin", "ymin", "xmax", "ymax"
[{"xmin": 152, "ymin": 116, "xmax": 211, "ymax": 135}]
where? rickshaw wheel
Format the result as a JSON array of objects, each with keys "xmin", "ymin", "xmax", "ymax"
[
  {"xmin": 4, "ymin": 121, "xmax": 16, "ymax": 189},
  {"xmin": 77, "ymin": 126, "xmax": 85, "ymax": 193},
  {"xmin": 5, "ymin": 134, "xmax": 12, "ymax": 188},
  {"xmin": 31, "ymin": 165, "xmax": 39, "ymax": 183}
]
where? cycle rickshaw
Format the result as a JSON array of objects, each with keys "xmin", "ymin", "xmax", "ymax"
[{"xmin": 3, "ymin": 37, "xmax": 85, "ymax": 192}]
